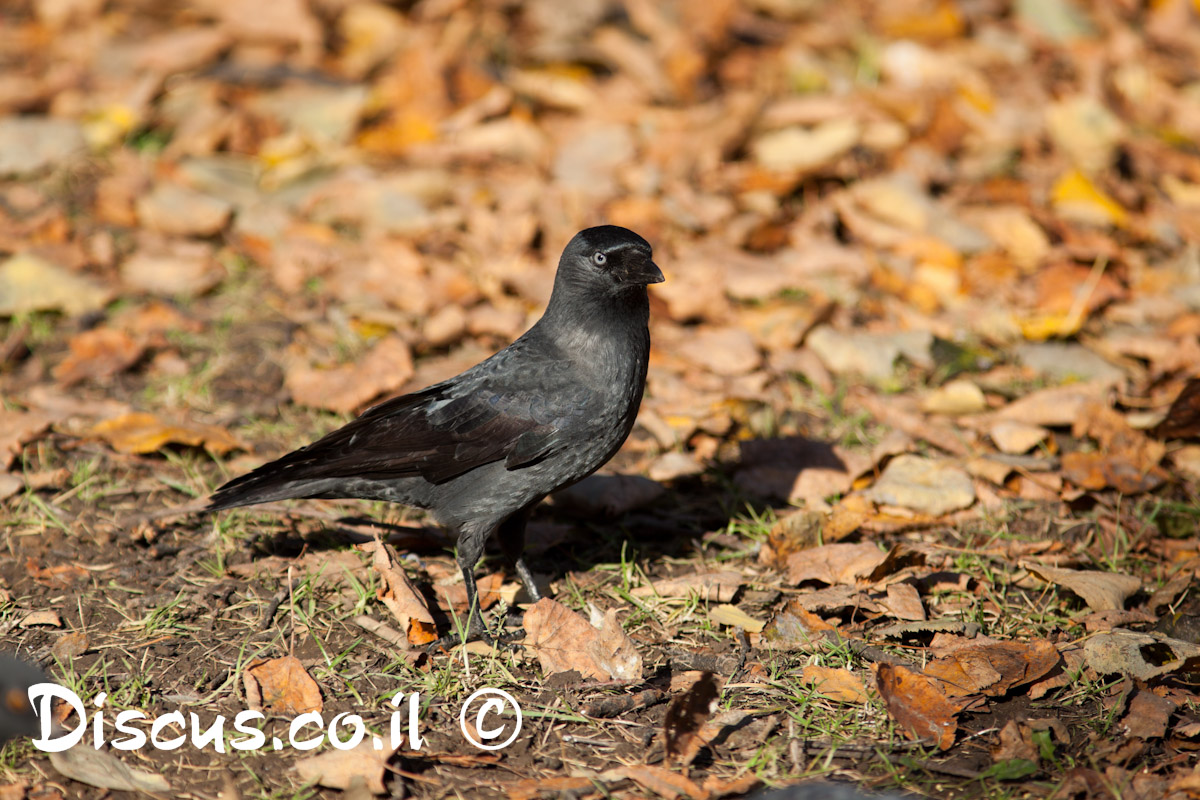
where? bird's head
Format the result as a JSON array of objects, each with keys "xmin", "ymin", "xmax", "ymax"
[{"xmin": 557, "ymin": 225, "xmax": 664, "ymax": 296}]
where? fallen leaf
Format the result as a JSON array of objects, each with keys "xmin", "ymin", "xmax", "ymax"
[
  {"xmin": 523, "ymin": 598, "xmax": 641, "ymax": 682},
  {"xmin": 0, "ymin": 253, "xmax": 111, "ymax": 316},
  {"xmin": 48, "ymin": 748, "xmax": 169, "ymax": 793},
  {"xmin": 1121, "ymin": 686, "xmax": 1177, "ymax": 740},
  {"xmin": 244, "ymin": 656, "xmax": 322, "ymax": 715},
  {"xmin": 88, "ymin": 412, "xmax": 244, "ymax": 455},
  {"xmin": 676, "ymin": 326, "xmax": 762, "ymax": 376},
  {"xmin": 631, "ymin": 570, "xmax": 742, "ymax": 602},
  {"xmin": 786, "ymin": 542, "xmax": 888, "ymax": 586},
  {"xmin": 664, "ymin": 671, "xmax": 719, "ymax": 765},
  {"xmin": 750, "ymin": 119, "xmax": 860, "ymax": 173},
  {"xmin": 801, "ymin": 665, "xmax": 870, "ymax": 704},
  {"xmin": 20, "ymin": 610, "xmax": 63, "ymax": 628},
  {"xmin": 996, "ymin": 382, "xmax": 1108, "ymax": 427},
  {"xmin": 1152, "ymin": 377, "xmax": 1200, "ymax": 440},
  {"xmin": 862, "ymin": 454, "xmax": 975, "ymax": 516},
  {"xmin": 924, "ymin": 641, "xmax": 1060, "ymax": 697},
  {"xmin": 286, "ymin": 335, "xmax": 414, "ymax": 414},
  {"xmin": 616, "ymin": 764, "xmax": 705, "ymax": 800},
  {"xmin": 0, "ymin": 408, "xmax": 56, "ymax": 469},
  {"xmin": 121, "ymin": 241, "xmax": 225, "ymax": 296},
  {"xmin": 761, "ymin": 598, "xmax": 835, "ymax": 649},
  {"xmin": 432, "ymin": 572, "xmax": 505, "ymax": 616},
  {"xmin": 1051, "ymin": 169, "xmax": 1128, "ymax": 227},
  {"xmin": 1023, "ymin": 563, "xmax": 1141, "ymax": 611},
  {"xmin": 882, "ymin": 583, "xmax": 926, "ymax": 622},
  {"xmin": 875, "ymin": 663, "xmax": 959, "ymax": 750},
  {"xmin": 358, "ymin": 536, "xmax": 436, "ymax": 646},
  {"xmin": 989, "ymin": 420, "xmax": 1050, "ymax": 454},
  {"xmin": 1082, "ymin": 629, "xmax": 1200, "ymax": 680},
  {"xmin": 52, "ymin": 328, "xmax": 144, "ymax": 386},
  {"xmin": 709, "ymin": 604, "xmax": 765, "ymax": 633},
  {"xmin": 136, "ymin": 183, "xmax": 232, "ymax": 236},
  {"xmin": 294, "ymin": 739, "xmax": 398, "ymax": 795},
  {"xmin": 921, "ymin": 379, "xmax": 987, "ymax": 415}
]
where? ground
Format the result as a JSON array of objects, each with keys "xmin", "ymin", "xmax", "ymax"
[{"xmin": 1, "ymin": 0, "xmax": 1200, "ymax": 798}]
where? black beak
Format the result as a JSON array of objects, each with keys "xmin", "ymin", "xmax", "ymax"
[{"xmin": 626, "ymin": 259, "xmax": 664, "ymax": 285}]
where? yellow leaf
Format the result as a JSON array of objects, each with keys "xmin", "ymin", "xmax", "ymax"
[
  {"xmin": 1015, "ymin": 310, "xmax": 1085, "ymax": 341},
  {"xmin": 1050, "ymin": 169, "xmax": 1128, "ymax": 227},
  {"xmin": 82, "ymin": 104, "xmax": 138, "ymax": 150},
  {"xmin": 89, "ymin": 412, "xmax": 244, "ymax": 455}
]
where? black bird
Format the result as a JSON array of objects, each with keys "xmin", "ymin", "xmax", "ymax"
[
  {"xmin": 0, "ymin": 653, "xmax": 47, "ymax": 743},
  {"xmin": 208, "ymin": 226, "xmax": 663, "ymax": 644}
]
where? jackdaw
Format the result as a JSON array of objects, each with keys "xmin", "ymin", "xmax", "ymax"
[{"xmin": 208, "ymin": 225, "xmax": 663, "ymax": 644}]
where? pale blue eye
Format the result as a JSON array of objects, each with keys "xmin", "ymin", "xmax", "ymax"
[{"xmin": 592, "ymin": 251, "xmax": 607, "ymax": 266}]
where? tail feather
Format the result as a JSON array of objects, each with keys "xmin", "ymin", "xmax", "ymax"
[{"xmin": 207, "ymin": 465, "xmax": 332, "ymax": 511}]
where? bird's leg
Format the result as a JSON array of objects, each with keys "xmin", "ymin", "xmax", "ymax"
[
  {"xmin": 497, "ymin": 504, "xmax": 542, "ymax": 603},
  {"xmin": 429, "ymin": 527, "xmax": 522, "ymax": 651}
]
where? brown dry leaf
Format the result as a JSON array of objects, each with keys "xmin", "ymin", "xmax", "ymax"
[
  {"xmin": 616, "ymin": 764, "xmax": 706, "ymax": 800},
  {"xmin": 0, "ymin": 408, "xmax": 56, "ymax": 469},
  {"xmin": 121, "ymin": 241, "xmax": 226, "ymax": 296},
  {"xmin": 243, "ymin": 656, "xmax": 322, "ymax": 715},
  {"xmin": 862, "ymin": 454, "xmax": 976, "ymax": 516},
  {"xmin": 760, "ymin": 598, "xmax": 834, "ymax": 649},
  {"xmin": 923, "ymin": 640, "xmax": 1060, "ymax": 697},
  {"xmin": 1023, "ymin": 563, "xmax": 1141, "ymax": 611},
  {"xmin": 522, "ymin": 598, "xmax": 642, "ymax": 682},
  {"xmin": 0, "ymin": 474, "xmax": 21, "ymax": 501},
  {"xmin": 19, "ymin": 610, "xmax": 63, "ymax": 628},
  {"xmin": 0, "ymin": 252, "xmax": 112, "ymax": 316},
  {"xmin": 135, "ymin": 183, "xmax": 232, "ymax": 236},
  {"xmin": 1062, "ymin": 400, "xmax": 1169, "ymax": 493},
  {"xmin": 786, "ymin": 542, "xmax": 887, "ymax": 586},
  {"xmin": 882, "ymin": 583, "xmax": 926, "ymax": 622},
  {"xmin": 1122, "ymin": 687, "xmax": 1177, "ymax": 741},
  {"xmin": 875, "ymin": 663, "xmax": 959, "ymax": 750},
  {"xmin": 47, "ymin": 747, "xmax": 170, "ymax": 794},
  {"xmin": 1153, "ymin": 377, "xmax": 1200, "ymax": 440},
  {"xmin": 433, "ymin": 571, "xmax": 505, "ymax": 615},
  {"xmin": 631, "ymin": 570, "xmax": 742, "ymax": 602},
  {"xmin": 294, "ymin": 739, "xmax": 398, "ymax": 795},
  {"xmin": 286, "ymin": 335, "xmax": 414, "ymax": 414},
  {"xmin": 801, "ymin": 665, "xmax": 870, "ymax": 704},
  {"xmin": 358, "ymin": 536, "xmax": 436, "ymax": 647},
  {"xmin": 989, "ymin": 420, "xmax": 1051, "ymax": 454},
  {"xmin": 991, "ymin": 720, "xmax": 1039, "ymax": 765},
  {"xmin": 52, "ymin": 328, "xmax": 144, "ymax": 386},
  {"xmin": 663, "ymin": 670, "xmax": 719, "ymax": 766},
  {"xmin": 996, "ymin": 382, "xmax": 1109, "ymax": 427},
  {"xmin": 88, "ymin": 412, "xmax": 243, "ymax": 455}
]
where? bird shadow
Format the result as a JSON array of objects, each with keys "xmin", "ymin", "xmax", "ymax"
[{"xmin": 522, "ymin": 434, "xmax": 848, "ymax": 585}]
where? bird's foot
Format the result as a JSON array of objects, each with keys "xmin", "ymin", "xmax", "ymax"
[{"xmin": 427, "ymin": 614, "xmax": 525, "ymax": 653}]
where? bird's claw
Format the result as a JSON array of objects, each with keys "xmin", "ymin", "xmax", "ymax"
[{"xmin": 427, "ymin": 615, "xmax": 525, "ymax": 653}]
